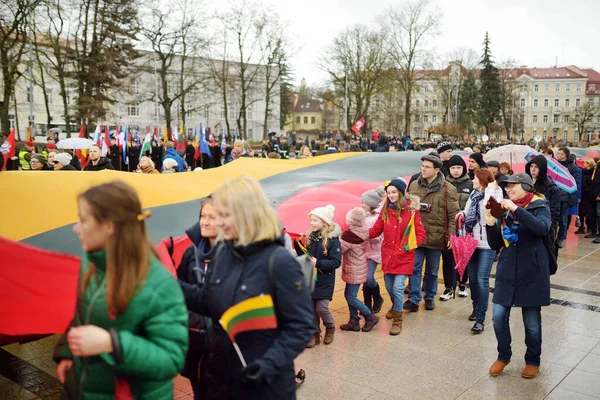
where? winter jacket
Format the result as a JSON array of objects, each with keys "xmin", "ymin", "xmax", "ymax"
[
  {"xmin": 581, "ymin": 168, "xmax": 595, "ymax": 205},
  {"xmin": 592, "ymin": 161, "xmax": 600, "ymax": 199},
  {"xmin": 83, "ymin": 157, "xmax": 115, "ymax": 171},
  {"xmin": 54, "ymin": 251, "xmax": 188, "ymax": 400},
  {"xmin": 108, "ymin": 144, "xmax": 121, "ymax": 170},
  {"xmin": 340, "ymin": 209, "xmax": 369, "ymax": 285},
  {"xmin": 364, "ymin": 207, "xmax": 382, "ymax": 264},
  {"xmin": 163, "ymin": 148, "xmax": 186, "ymax": 172},
  {"xmin": 486, "ymin": 198, "xmax": 551, "ymax": 308},
  {"xmin": 525, "ymin": 155, "xmax": 562, "ymax": 232},
  {"xmin": 463, "ymin": 186, "xmax": 503, "ymax": 249},
  {"xmin": 179, "ymin": 238, "xmax": 314, "ymax": 400},
  {"xmin": 296, "ymin": 223, "xmax": 342, "ymax": 300},
  {"xmin": 408, "ymin": 172, "xmax": 459, "ymax": 250},
  {"xmin": 58, "ymin": 164, "xmax": 77, "ymax": 171},
  {"xmin": 446, "ymin": 174, "xmax": 473, "ymax": 210},
  {"xmin": 369, "ymin": 196, "xmax": 426, "ymax": 275},
  {"xmin": 559, "ymin": 156, "xmax": 581, "ymax": 207},
  {"xmin": 177, "ymin": 223, "xmax": 218, "ymax": 382}
]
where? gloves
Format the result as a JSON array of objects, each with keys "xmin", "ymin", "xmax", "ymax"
[{"xmin": 241, "ymin": 361, "xmax": 266, "ymax": 387}]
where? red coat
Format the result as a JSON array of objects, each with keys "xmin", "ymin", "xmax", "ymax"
[{"xmin": 368, "ymin": 198, "xmax": 426, "ymax": 275}]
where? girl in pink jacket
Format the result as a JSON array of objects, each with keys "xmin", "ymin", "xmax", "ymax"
[{"xmin": 339, "ymin": 207, "xmax": 380, "ymax": 332}]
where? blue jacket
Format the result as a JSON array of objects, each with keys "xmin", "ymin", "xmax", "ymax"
[
  {"xmin": 486, "ymin": 199, "xmax": 551, "ymax": 308},
  {"xmin": 163, "ymin": 148, "xmax": 186, "ymax": 172},
  {"xmin": 179, "ymin": 238, "xmax": 314, "ymax": 400},
  {"xmin": 296, "ymin": 224, "xmax": 342, "ymax": 300},
  {"xmin": 558, "ymin": 156, "xmax": 581, "ymax": 209}
]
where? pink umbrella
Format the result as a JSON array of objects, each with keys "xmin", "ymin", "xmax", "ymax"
[{"xmin": 451, "ymin": 216, "xmax": 478, "ymax": 280}]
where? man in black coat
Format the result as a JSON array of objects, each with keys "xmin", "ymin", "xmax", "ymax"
[
  {"xmin": 83, "ymin": 144, "xmax": 114, "ymax": 171},
  {"xmin": 526, "ymin": 155, "xmax": 561, "ymax": 242},
  {"xmin": 185, "ymin": 138, "xmax": 196, "ymax": 169},
  {"xmin": 108, "ymin": 137, "xmax": 121, "ymax": 171},
  {"xmin": 555, "ymin": 147, "xmax": 581, "ymax": 247}
]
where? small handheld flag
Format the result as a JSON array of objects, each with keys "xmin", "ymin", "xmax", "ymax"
[
  {"xmin": 219, "ymin": 294, "xmax": 278, "ymax": 367},
  {"xmin": 400, "ymin": 213, "xmax": 418, "ymax": 250}
]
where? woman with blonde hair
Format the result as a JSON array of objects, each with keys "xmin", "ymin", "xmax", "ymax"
[
  {"xmin": 53, "ymin": 181, "xmax": 188, "ymax": 399},
  {"xmin": 179, "ymin": 175, "xmax": 314, "ymax": 399},
  {"xmin": 298, "ymin": 145, "xmax": 312, "ymax": 159},
  {"xmin": 135, "ymin": 156, "xmax": 159, "ymax": 174}
]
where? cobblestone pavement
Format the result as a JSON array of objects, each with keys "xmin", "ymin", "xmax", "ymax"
[{"xmin": 2, "ymin": 229, "xmax": 600, "ymax": 400}]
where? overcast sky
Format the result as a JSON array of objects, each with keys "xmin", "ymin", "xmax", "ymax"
[{"xmin": 213, "ymin": 0, "xmax": 600, "ymax": 88}]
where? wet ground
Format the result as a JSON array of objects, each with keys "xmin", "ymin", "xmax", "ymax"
[{"xmin": 2, "ymin": 227, "xmax": 600, "ymax": 399}]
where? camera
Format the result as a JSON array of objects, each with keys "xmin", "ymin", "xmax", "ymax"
[{"xmin": 420, "ymin": 202, "xmax": 432, "ymax": 213}]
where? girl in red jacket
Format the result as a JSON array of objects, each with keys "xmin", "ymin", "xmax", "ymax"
[{"xmin": 369, "ymin": 178, "xmax": 426, "ymax": 335}]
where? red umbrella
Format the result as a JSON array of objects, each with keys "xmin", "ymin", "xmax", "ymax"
[{"xmin": 451, "ymin": 215, "xmax": 478, "ymax": 280}]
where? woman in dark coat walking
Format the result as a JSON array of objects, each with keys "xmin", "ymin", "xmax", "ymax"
[
  {"xmin": 485, "ymin": 173, "xmax": 551, "ymax": 380},
  {"xmin": 179, "ymin": 176, "xmax": 314, "ymax": 400}
]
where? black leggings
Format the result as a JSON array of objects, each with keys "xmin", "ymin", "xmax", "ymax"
[{"xmin": 442, "ymin": 250, "xmax": 468, "ymax": 289}]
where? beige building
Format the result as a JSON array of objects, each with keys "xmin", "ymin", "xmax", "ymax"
[{"xmin": 284, "ymin": 95, "xmax": 324, "ymax": 132}]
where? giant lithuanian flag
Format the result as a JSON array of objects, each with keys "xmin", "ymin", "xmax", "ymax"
[
  {"xmin": 401, "ymin": 212, "xmax": 418, "ymax": 250},
  {"xmin": 219, "ymin": 294, "xmax": 278, "ymax": 342}
]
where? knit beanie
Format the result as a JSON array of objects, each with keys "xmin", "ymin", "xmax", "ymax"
[
  {"xmin": 384, "ymin": 178, "xmax": 407, "ymax": 195},
  {"xmin": 361, "ymin": 185, "xmax": 385, "ymax": 209},
  {"xmin": 163, "ymin": 158, "xmax": 178, "ymax": 170},
  {"xmin": 25, "ymin": 140, "xmax": 35, "ymax": 147},
  {"xmin": 469, "ymin": 152, "xmax": 486, "ymax": 168},
  {"xmin": 46, "ymin": 143, "xmax": 56, "ymax": 150},
  {"xmin": 54, "ymin": 152, "xmax": 72, "ymax": 166},
  {"xmin": 309, "ymin": 204, "xmax": 335, "ymax": 226},
  {"xmin": 436, "ymin": 141, "xmax": 452, "ymax": 153},
  {"xmin": 448, "ymin": 154, "xmax": 466, "ymax": 168}
]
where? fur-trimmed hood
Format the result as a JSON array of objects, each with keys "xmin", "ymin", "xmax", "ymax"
[
  {"xmin": 346, "ymin": 207, "xmax": 366, "ymax": 228},
  {"xmin": 405, "ymin": 193, "xmax": 421, "ymax": 212},
  {"xmin": 327, "ymin": 221, "xmax": 342, "ymax": 238}
]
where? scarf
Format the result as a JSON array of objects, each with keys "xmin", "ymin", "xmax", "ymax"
[
  {"xmin": 464, "ymin": 190, "xmax": 484, "ymax": 234},
  {"xmin": 513, "ymin": 192, "xmax": 534, "ymax": 209}
]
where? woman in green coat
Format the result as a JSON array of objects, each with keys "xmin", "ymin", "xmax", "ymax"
[{"xmin": 53, "ymin": 181, "xmax": 188, "ymax": 399}]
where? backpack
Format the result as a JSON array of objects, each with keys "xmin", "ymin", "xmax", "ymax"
[{"xmin": 532, "ymin": 209, "xmax": 558, "ymax": 275}]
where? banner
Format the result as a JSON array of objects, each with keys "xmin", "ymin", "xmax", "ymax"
[{"xmin": 351, "ymin": 117, "xmax": 365, "ymax": 133}]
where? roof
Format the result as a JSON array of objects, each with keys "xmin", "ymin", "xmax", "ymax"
[{"xmin": 290, "ymin": 99, "xmax": 323, "ymax": 114}]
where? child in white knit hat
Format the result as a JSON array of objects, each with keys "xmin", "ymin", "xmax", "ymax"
[{"xmin": 295, "ymin": 204, "xmax": 341, "ymax": 348}]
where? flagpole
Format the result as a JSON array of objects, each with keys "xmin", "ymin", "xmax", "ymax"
[{"xmin": 232, "ymin": 342, "xmax": 247, "ymax": 367}]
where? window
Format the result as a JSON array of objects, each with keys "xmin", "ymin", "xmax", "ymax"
[
  {"xmin": 303, "ymin": 116, "xmax": 308, "ymax": 124},
  {"xmin": 221, "ymin": 106, "xmax": 226, "ymax": 119},
  {"xmin": 433, "ymin": 100, "xmax": 437, "ymax": 108},
  {"xmin": 432, "ymin": 114, "xmax": 437, "ymax": 123},
  {"xmin": 543, "ymin": 131, "xmax": 547, "ymax": 140},
  {"xmin": 544, "ymin": 98, "xmax": 549, "ymax": 107},
  {"xmin": 311, "ymin": 116, "xmax": 316, "ymax": 124},
  {"xmin": 576, "ymin": 98, "xmax": 581, "ymax": 107},
  {"xmin": 186, "ymin": 104, "xmax": 192, "ymax": 118},
  {"xmin": 563, "ymin": 115, "xmax": 569, "ymax": 123},
  {"xmin": 533, "ymin": 99, "xmax": 538, "ymax": 107},
  {"xmin": 204, "ymin": 105, "xmax": 209, "ymax": 120},
  {"xmin": 130, "ymin": 79, "xmax": 139, "ymax": 95},
  {"xmin": 424, "ymin": 100, "xmax": 429, "ymax": 107},
  {"xmin": 416, "ymin": 99, "xmax": 420, "ymax": 107},
  {"xmin": 566, "ymin": 83, "xmax": 571, "ymax": 92},
  {"xmin": 424, "ymin": 84, "xmax": 430, "ymax": 93},
  {"xmin": 296, "ymin": 116, "xmax": 300, "ymax": 124},
  {"xmin": 155, "ymin": 104, "xmax": 160, "ymax": 118},
  {"xmin": 27, "ymin": 87, "xmax": 33, "ymax": 102},
  {"xmin": 534, "ymin": 84, "xmax": 539, "ymax": 92},
  {"xmin": 590, "ymin": 84, "xmax": 596, "ymax": 92},
  {"xmin": 555, "ymin": 83, "xmax": 560, "ymax": 92},
  {"xmin": 229, "ymin": 106, "xmax": 237, "ymax": 120},
  {"xmin": 46, "ymin": 89, "xmax": 53, "ymax": 104},
  {"xmin": 577, "ymin": 83, "xmax": 582, "ymax": 91},
  {"xmin": 545, "ymin": 83, "xmax": 550, "ymax": 92},
  {"xmin": 247, "ymin": 103, "xmax": 253, "ymax": 116},
  {"xmin": 533, "ymin": 115, "xmax": 538, "ymax": 123},
  {"xmin": 423, "ymin": 115, "xmax": 429, "ymax": 123},
  {"xmin": 520, "ymin": 98, "xmax": 525, "ymax": 107},
  {"xmin": 8, "ymin": 114, "xmax": 15, "ymax": 128},
  {"xmin": 248, "ymin": 128, "xmax": 253, "ymax": 139},
  {"xmin": 554, "ymin": 98, "xmax": 560, "ymax": 107},
  {"xmin": 563, "ymin": 130, "xmax": 568, "ymax": 141},
  {"xmin": 553, "ymin": 114, "xmax": 559, "ymax": 123},
  {"xmin": 127, "ymin": 102, "xmax": 139, "ymax": 117},
  {"xmin": 543, "ymin": 115, "xmax": 548, "ymax": 123},
  {"xmin": 414, "ymin": 114, "xmax": 420, "ymax": 122},
  {"xmin": 565, "ymin": 98, "xmax": 570, "ymax": 107},
  {"xmin": 589, "ymin": 98, "xmax": 595, "ymax": 107}
]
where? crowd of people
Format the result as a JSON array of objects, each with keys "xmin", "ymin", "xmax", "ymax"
[{"xmin": 46, "ymin": 137, "xmax": 600, "ymax": 399}]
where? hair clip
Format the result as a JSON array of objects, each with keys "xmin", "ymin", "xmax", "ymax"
[
  {"xmin": 137, "ymin": 210, "xmax": 152, "ymax": 221},
  {"xmin": 384, "ymin": 180, "xmax": 391, "ymax": 187}
]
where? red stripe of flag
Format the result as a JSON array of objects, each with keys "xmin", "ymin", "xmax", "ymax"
[{"xmin": 227, "ymin": 315, "xmax": 277, "ymax": 342}]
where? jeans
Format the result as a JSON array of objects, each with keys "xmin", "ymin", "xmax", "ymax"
[
  {"xmin": 558, "ymin": 201, "xmax": 570, "ymax": 241},
  {"xmin": 345, "ymin": 283, "xmax": 371, "ymax": 318},
  {"xmin": 493, "ymin": 303, "xmax": 542, "ymax": 366},
  {"xmin": 384, "ymin": 273, "xmax": 407, "ymax": 312},
  {"xmin": 441, "ymin": 250, "xmax": 468, "ymax": 289},
  {"xmin": 366, "ymin": 259, "xmax": 379, "ymax": 288},
  {"xmin": 466, "ymin": 248, "xmax": 495, "ymax": 322},
  {"xmin": 409, "ymin": 247, "xmax": 442, "ymax": 303},
  {"xmin": 313, "ymin": 299, "xmax": 334, "ymax": 332}
]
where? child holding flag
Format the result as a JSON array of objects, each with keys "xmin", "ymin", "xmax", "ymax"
[
  {"xmin": 369, "ymin": 179, "xmax": 426, "ymax": 335},
  {"xmin": 295, "ymin": 204, "xmax": 342, "ymax": 347},
  {"xmin": 339, "ymin": 207, "xmax": 380, "ymax": 332}
]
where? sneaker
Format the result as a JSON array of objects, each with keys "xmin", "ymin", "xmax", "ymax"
[
  {"xmin": 458, "ymin": 284, "xmax": 468, "ymax": 297},
  {"xmin": 403, "ymin": 300, "xmax": 419, "ymax": 312},
  {"xmin": 557, "ymin": 240, "xmax": 565, "ymax": 248},
  {"xmin": 594, "ymin": 236, "xmax": 600, "ymax": 244},
  {"xmin": 585, "ymin": 232, "xmax": 596, "ymax": 238},
  {"xmin": 425, "ymin": 299, "xmax": 435, "ymax": 310},
  {"xmin": 575, "ymin": 227, "xmax": 586, "ymax": 234},
  {"xmin": 439, "ymin": 288, "xmax": 455, "ymax": 301}
]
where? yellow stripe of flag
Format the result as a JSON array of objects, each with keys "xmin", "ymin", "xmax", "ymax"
[{"xmin": 219, "ymin": 294, "xmax": 274, "ymax": 331}]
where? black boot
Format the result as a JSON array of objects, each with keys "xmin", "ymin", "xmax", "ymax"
[
  {"xmin": 362, "ymin": 285, "xmax": 373, "ymax": 311},
  {"xmin": 575, "ymin": 226, "xmax": 586, "ymax": 234},
  {"xmin": 372, "ymin": 284, "xmax": 384, "ymax": 313}
]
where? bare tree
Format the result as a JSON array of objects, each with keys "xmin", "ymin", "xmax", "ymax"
[
  {"xmin": 319, "ymin": 24, "xmax": 388, "ymax": 134},
  {"xmin": 0, "ymin": 0, "xmax": 41, "ymax": 137},
  {"xmin": 498, "ymin": 59, "xmax": 522, "ymax": 140},
  {"xmin": 568, "ymin": 101, "xmax": 600, "ymax": 141},
  {"xmin": 382, "ymin": 0, "xmax": 441, "ymax": 137}
]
